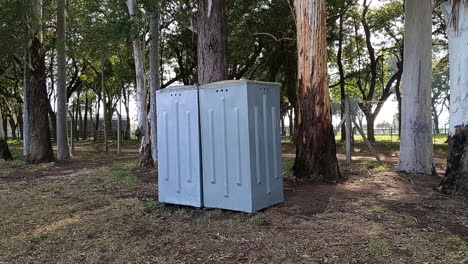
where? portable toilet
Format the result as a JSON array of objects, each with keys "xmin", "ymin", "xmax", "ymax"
[
  {"xmin": 199, "ymin": 80, "xmax": 284, "ymax": 213},
  {"xmin": 156, "ymin": 85, "xmax": 203, "ymax": 207}
]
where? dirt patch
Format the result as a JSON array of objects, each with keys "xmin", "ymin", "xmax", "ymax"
[{"xmin": 0, "ymin": 141, "xmax": 466, "ymax": 263}]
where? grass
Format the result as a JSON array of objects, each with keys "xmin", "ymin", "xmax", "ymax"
[
  {"xmin": 105, "ymin": 161, "xmax": 139, "ymax": 189},
  {"xmin": 204, "ymin": 209, "xmax": 224, "ymax": 220},
  {"xmin": 248, "ymin": 213, "xmax": 272, "ymax": 226},
  {"xmin": 373, "ymin": 163, "xmax": 389, "ymax": 173},
  {"xmin": 79, "ymin": 160, "xmax": 139, "ymax": 190},
  {"xmin": 39, "ymin": 184, "xmax": 65, "ymax": 194},
  {"xmin": 422, "ymin": 233, "xmax": 468, "ymax": 252},
  {"xmin": 283, "ymin": 158, "xmax": 295, "ymax": 177},
  {"xmin": 370, "ymin": 206, "xmax": 387, "ymax": 214},
  {"xmin": 366, "ymin": 238, "xmax": 391, "ymax": 257}
]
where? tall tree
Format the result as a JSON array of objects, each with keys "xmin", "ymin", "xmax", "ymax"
[
  {"xmin": 56, "ymin": 0, "xmax": 71, "ymax": 160},
  {"xmin": 126, "ymin": 0, "xmax": 153, "ymax": 166},
  {"xmin": 197, "ymin": 0, "xmax": 228, "ymax": 84},
  {"xmin": 101, "ymin": 58, "xmax": 108, "ymax": 153},
  {"xmin": 149, "ymin": 9, "xmax": 161, "ymax": 162},
  {"xmin": 397, "ymin": 0, "xmax": 434, "ymax": 174},
  {"xmin": 337, "ymin": 12, "xmax": 346, "ymax": 142},
  {"xmin": 440, "ymin": 0, "xmax": 468, "ymax": 194},
  {"xmin": 25, "ymin": 0, "xmax": 54, "ymax": 163},
  {"xmin": 292, "ymin": 0, "xmax": 342, "ymax": 182},
  {"xmin": 0, "ymin": 106, "xmax": 13, "ymax": 160}
]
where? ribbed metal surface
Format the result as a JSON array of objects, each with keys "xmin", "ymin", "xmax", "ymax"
[
  {"xmin": 156, "ymin": 85, "xmax": 202, "ymax": 207},
  {"xmin": 200, "ymin": 80, "xmax": 284, "ymax": 213}
]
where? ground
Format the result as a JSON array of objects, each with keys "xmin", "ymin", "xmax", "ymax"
[{"xmin": 0, "ymin": 138, "xmax": 467, "ymax": 263}]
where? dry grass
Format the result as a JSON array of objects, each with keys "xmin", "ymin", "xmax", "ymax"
[{"xmin": 0, "ymin": 141, "xmax": 466, "ymax": 263}]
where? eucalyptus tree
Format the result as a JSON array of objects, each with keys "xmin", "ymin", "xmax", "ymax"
[
  {"xmin": 197, "ymin": 0, "xmax": 228, "ymax": 84},
  {"xmin": 56, "ymin": 0, "xmax": 71, "ymax": 160},
  {"xmin": 397, "ymin": 0, "xmax": 434, "ymax": 175},
  {"xmin": 126, "ymin": 0, "xmax": 153, "ymax": 166},
  {"xmin": 145, "ymin": 1, "xmax": 161, "ymax": 162},
  {"xmin": 293, "ymin": 0, "xmax": 341, "ymax": 181},
  {"xmin": 440, "ymin": 0, "xmax": 468, "ymax": 194}
]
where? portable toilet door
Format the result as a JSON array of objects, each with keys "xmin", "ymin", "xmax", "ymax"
[
  {"xmin": 156, "ymin": 85, "xmax": 203, "ymax": 207},
  {"xmin": 199, "ymin": 80, "xmax": 284, "ymax": 213}
]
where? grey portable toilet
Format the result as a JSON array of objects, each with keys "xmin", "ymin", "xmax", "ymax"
[
  {"xmin": 199, "ymin": 80, "xmax": 284, "ymax": 213},
  {"xmin": 156, "ymin": 85, "xmax": 203, "ymax": 207}
]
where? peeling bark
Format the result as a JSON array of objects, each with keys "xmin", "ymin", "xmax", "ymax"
[
  {"xmin": 150, "ymin": 11, "xmax": 160, "ymax": 162},
  {"xmin": 197, "ymin": 0, "xmax": 227, "ymax": 85},
  {"xmin": 292, "ymin": 0, "xmax": 342, "ymax": 182},
  {"xmin": 127, "ymin": 0, "xmax": 153, "ymax": 167}
]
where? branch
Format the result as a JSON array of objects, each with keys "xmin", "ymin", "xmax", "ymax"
[{"xmin": 251, "ymin": 33, "xmax": 293, "ymax": 42}]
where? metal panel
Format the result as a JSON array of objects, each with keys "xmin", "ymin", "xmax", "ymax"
[
  {"xmin": 200, "ymin": 80, "xmax": 284, "ymax": 213},
  {"xmin": 247, "ymin": 83, "xmax": 284, "ymax": 212},
  {"xmin": 156, "ymin": 85, "xmax": 202, "ymax": 207}
]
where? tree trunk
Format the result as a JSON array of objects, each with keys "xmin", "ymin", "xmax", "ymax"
[
  {"xmin": 101, "ymin": 58, "xmax": 108, "ymax": 152},
  {"xmin": 288, "ymin": 110, "xmax": 293, "ymax": 137},
  {"xmin": 2, "ymin": 115, "xmax": 8, "ymax": 140},
  {"xmin": 75, "ymin": 98, "xmax": 80, "ymax": 141},
  {"xmin": 23, "ymin": 31, "xmax": 30, "ymax": 156},
  {"xmin": 440, "ymin": 1, "xmax": 468, "ymax": 194},
  {"xmin": 0, "ymin": 108, "xmax": 13, "ymax": 160},
  {"xmin": 17, "ymin": 109, "xmax": 23, "ymax": 140},
  {"xmin": 150, "ymin": 11, "xmax": 161, "ymax": 162},
  {"xmin": 197, "ymin": 0, "xmax": 228, "ymax": 85},
  {"xmin": 47, "ymin": 103, "xmax": 57, "ymax": 141},
  {"xmin": 25, "ymin": 0, "xmax": 55, "ymax": 163},
  {"xmin": 83, "ymin": 93, "xmax": 88, "ymax": 140},
  {"xmin": 105, "ymin": 104, "xmax": 114, "ymax": 136},
  {"xmin": 127, "ymin": 0, "xmax": 153, "ymax": 166},
  {"xmin": 397, "ymin": 0, "xmax": 434, "ymax": 174},
  {"xmin": 337, "ymin": 13, "xmax": 346, "ymax": 142},
  {"xmin": 94, "ymin": 99, "xmax": 100, "ymax": 133},
  {"xmin": 362, "ymin": 110, "xmax": 376, "ymax": 143},
  {"xmin": 8, "ymin": 116, "xmax": 17, "ymax": 140},
  {"xmin": 433, "ymin": 109, "xmax": 440, "ymax": 134},
  {"xmin": 72, "ymin": 101, "xmax": 78, "ymax": 142},
  {"xmin": 124, "ymin": 91, "xmax": 131, "ymax": 140},
  {"xmin": 292, "ymin": 0, "xmax": 341, "ymax": 182},
  {"xmin": 396, "ymin": 77, "xmax": 402, "ymax": 137},
  {"xmin": 281, "ymin": 116, "xmax": 286, "ymax": 136}
]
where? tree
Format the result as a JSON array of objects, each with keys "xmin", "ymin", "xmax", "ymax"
[
  {"xmin": 292, "ymin": 0, "xmax": 342, "ymax": 182},
  {"xmin": 439, "ymin": 0, "xmax": 468, "ymax": 194},
  {"xmin": 197, "ymin": 0, "xmax": 228, "ymax": 84},
  {"xmin": 126, "ymin": 0, "xmax": 153, "ymax": 166},
  {"xmin": 24, "ymin": 0, "xmax": 55, "ymax": 163},
  {"xmin": 149, "ymin": 8, "xmax": 161, "ymax": 162},
  {"xmin": 0, "ymin": 106, "xmax": 13, "ymax": 160},
  {"xmin": 101, "ymin": 58, "xmax": 108, "ymax": 153},
  {"xmin": 397, "ymin": 0, "xmax": 434, "ymax": 175},
  {"xmin": 56, "ymin": 0, "xmax": 71, "ymax": 160}
]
